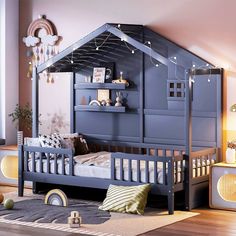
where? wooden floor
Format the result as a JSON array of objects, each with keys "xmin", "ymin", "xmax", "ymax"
[{"xmin": 1, "ymin": 186, "xmax": 236, "ymax": 236}]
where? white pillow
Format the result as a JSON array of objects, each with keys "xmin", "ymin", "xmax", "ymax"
[
  {"xmin": 24, "ymin": 137, "xmax": 41, "ymax": 158},
  {"xmin": 57, "ymin": 133, "xmax": 79, "ymax": 139}
]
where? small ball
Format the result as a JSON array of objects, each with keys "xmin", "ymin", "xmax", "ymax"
[
  {"xmin": 4, "ymin": 199, "xmax": 14, "ymax": 210},
  {"xmin": 0, "ymin": 194, "xmax": 4, "ymax": 204}
]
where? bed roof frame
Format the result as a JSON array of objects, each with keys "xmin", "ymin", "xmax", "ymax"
[{"xmin": 31, "ymin": 23, "xmax": 223, "ymax": 158}]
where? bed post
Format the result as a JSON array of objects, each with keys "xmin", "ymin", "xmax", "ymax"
[
  {"xmin": 168, "ymin": 157, "xmax": 175, "ymax": 214},
  {"xmin": 70, "ymin": 72, "xmax": 76, "ymax": 133},
  {"xmin": 184, "ymin": 69, "xmax": 193, "ymax": 211},
  {"xmin": 32, "ymin": 66, "xmax": 39, "ymax": 138},
  {"xmin": 18, "ymin": 145, "xmax": 24, "ymax": 196}
]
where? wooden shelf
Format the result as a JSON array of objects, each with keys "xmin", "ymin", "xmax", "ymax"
[
  {"xmin": 0, "ymin": 145, "xmax": 17, "ymax": 151},
  {"xmin": 74, "ymin": 83, "xmax": 126, "ymax": 90},
  {"xmin": 75, "ymin": 105, "xmax": 126, "ymax": 113}
]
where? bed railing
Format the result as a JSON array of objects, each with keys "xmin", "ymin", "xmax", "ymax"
[
  {"xmin": 190, "ymin": 147, "xmax": 218, "ymax": 179},
  {"xmin": 18, "ymin": 144, "xmax": 219, "ymax": 214},
  {"xmin": 184, "ymin": 147, "xmax": 219, "ymax": 211}
]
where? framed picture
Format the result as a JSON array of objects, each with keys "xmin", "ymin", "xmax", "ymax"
[
  {"xmin": 99, "ymin": 62, "xmax": 115, "ymax": 83},
  {"xmin": 92, "ymin": 67, "xmax": 106, "ymax": 83},
  {"xmin": 97, "ymin": 89, "xmax": 110, "ymax": 101}
]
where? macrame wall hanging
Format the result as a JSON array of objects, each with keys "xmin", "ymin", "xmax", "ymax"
[{"xmin": 23, "ymin": 15, "xmax": 61, "ymax": 83}]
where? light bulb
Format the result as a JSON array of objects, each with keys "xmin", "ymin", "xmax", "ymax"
[
  {"xmin": 29, "ymin": 61, "xmax": 32, "ymax": 65},
  {"xmin": 118, "ymin": 24, "xmax": 121, "ymax": 28},
  {"xmin": 155, "ymin": 64, "xmax": 159, "ymax": 67},
  {"xmin": 193, "ymin": 64, "xmax": 196, "ymax": 68},
  {"xmin": 121, "ymin": 38, "xmax": 124, "ymax": 41},
  {"xmin": 147, "ymin": 41, "xmax": 151, "ymax": 45},
  {"xmin": 131, "ymin": 50, "xmax": 134, "ymax": 54},
  {"xmin": 206, "ymin": 63, "xmax": 209, "ymax": 66},
  {"xmin": 173, "ymin": 56, "xmax": 177, "ymax": 60},
  {"xmin": 96, "ymin": 47, "xmax": 99, "ymax": 50},
  {"xmin": 208, "ymin": 78, "xmax": 211, "ymax": 83},
  {"xmin": 71, "ymin": 60, "xmax": 74, "ymax": 64}
]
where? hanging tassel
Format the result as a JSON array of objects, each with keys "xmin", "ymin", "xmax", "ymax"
[
  {"xmin": 51, "ymin": 46, "xmax": 54, "ymax": 56},
  {"xmin": 27, "ymin": 63, "xmax": 33, "ymax": 78}
]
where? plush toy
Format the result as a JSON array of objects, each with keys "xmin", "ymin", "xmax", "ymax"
[
  {"xmin": 68, "ymin": 211, "xmax": 82, "ymax": 228},
  {"xmin": 3, "ymin": 199, "xmax": 14, "ymax": 209}
]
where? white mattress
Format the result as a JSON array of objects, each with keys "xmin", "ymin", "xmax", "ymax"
[{"xmin": 28, "ymin": 151, "xmax": 214, "ymax": 184}]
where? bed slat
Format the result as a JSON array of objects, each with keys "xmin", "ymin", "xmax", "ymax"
[
  {"xmin": 120, "ymin": 158, "xmax": 123, "ymax": 180},
  {"xmin": 128, "ymin": 159, "xmax": 132, "ymax": 182},
  {"xmin": 54, "ymin": 156, "xmax": 57, "ymax": 175},
  {"xmin": 69, "ymin": 155, "xmax": 73, "ymax": 176},
  {"xmin": 32, "ymin": 153, "xmax": 35, "ymax": 172},
  {"xmin": 39, "ymin": 153, "xmax": 43, "ymax": 173},
  {"xmin": 47, "ymin": 155, "xmax": 50, "ymax": 174},
  {"xmin": 154, "ymin": 149, "xmax": 157, "ymax": 156},
  {"xmin": 145, "ymin": 160, "xmax": 149, "ymax": 183},
  {"xmin": 137, "ymin": 160, "xmax": 140, "ymax": 182},
  {"xmin": 62, "ymin": 154, "xmax": 65, "ymax": 175},
  {"xmin": 181, "ymin": 160, "xmax": 184, "ymax": 182},
  {"xmin": 154, "ymin": 161, "xmax": 157, "ymax": 184},
  {"xmin": 111, "ymin": 157, "xmax": 115, "ymax": 180},
  {"xmin": 24, "ymin": 151, "xmax": 28, "ymax": 172},
  {"xmin": 175, "ymin": 161, "xmax": 178, "ymax": 183}
]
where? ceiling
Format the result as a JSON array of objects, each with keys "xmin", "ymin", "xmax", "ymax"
[{"xmin": 22, "ymin": 0, "xmax": 236, "ymax": 71}]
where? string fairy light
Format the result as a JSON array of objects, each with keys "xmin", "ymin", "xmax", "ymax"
[
  {"xmin": 94, "ymin": 32, "xmax": 112, "ymax": 51},
  {"xmin": 91, "ymin": 23, "xmax": 215, "ymax": 77},
  {"xmin": 191, "ymin": 62, "xmax": 213, "ymax": 83},
  {"xmin": 93, "ymin": 24, "xmax": 161, "ymax": 67}
]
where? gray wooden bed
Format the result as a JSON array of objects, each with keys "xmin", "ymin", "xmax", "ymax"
[{"xmin": 18, "ymin": 23, "xmax": 223, "ymax": 214}]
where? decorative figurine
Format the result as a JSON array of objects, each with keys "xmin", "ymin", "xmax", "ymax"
[
  {"xmin": 101, "ymin": 100, "xmax": 106, "ymax": 106},
  {"xmin": 89, "ymin": 100, "xmax": 101, "ymax": 106},
  {"xmin": 112, "ymin": 71, "xmax": 129, "ymax": 87},
  {"xmin": 68, "ymin": 211, "xmax": 82, "ymax": 228},
  {"xmin": 106, "ymin": 99, "xmax": 112, "ymax": 106},
  {"xmin": 115, "ymin": 91, "xmax": 123, "ymax": 107}
]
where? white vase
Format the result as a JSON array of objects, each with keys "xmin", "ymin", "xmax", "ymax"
[
  {"xmin": 226, "ymin": 148, "xmax": 236, "ymax": 164},
  {"xmin": 17, "ymin": 131, "xmax": 23, "ymax": 146}
]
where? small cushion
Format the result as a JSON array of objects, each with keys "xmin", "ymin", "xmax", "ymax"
[
  {"xmin": 61, "ymin": 137, "xmax": 76, "ymax": 154},
  {"xmin": 74, "ymin": 136, "xmax": 89, "ymax": 155},
  {"xmin": 24, "ymin": 137, "xmax": 41, "ymax": 158},
  {"xmin": 39, "ymin": 134, "xmax": 62, "ymax": 149},
  {"xmin": 61, "ymin": 136, "xmax": 89, "ymax": 156},
  {"xmin": 99, "ymin": 184, "xmax": 151, "ymax": 215},
  {"xmin": 39, "ymin": 134, "xmax": 62, "ymax": 158},
  {"xmin": 24, "ymin": 137, "xmax": 41, "ymax": 147}
]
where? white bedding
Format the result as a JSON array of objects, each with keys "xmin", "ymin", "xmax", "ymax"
[{"xmin": 28, "ymin": 151, "xmax": 214, "ymax": 184}]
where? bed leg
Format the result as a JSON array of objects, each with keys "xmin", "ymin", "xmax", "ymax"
[
  {"xmin": 18, "ymin": 177, "xmax": 24, "ymax": 197},
  {"xmin": 32, "ymin": 182, "xmax": 39, "ymax": 194},
  {"xmin": 168, "ymin": 192, "xmax": 174, "ymax": 214},
  {"xmin": 18, "ymin": 145, "xmax": 24, "ymax": 197}
]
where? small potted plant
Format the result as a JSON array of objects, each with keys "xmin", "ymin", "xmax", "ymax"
[{"xmin": 9, "ymin": 103, "xmax": 32, "ymax": 145}]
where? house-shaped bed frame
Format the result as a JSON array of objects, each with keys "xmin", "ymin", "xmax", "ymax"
[{"xmin": 19, "ymin": 23, "xmax": 223, "ymax": 214}]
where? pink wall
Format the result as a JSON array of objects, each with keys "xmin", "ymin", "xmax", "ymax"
[{"xmin": 19, "ymin": 0, "xmax": 236, "ymax": 149}]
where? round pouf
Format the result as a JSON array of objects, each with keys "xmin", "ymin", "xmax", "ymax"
[
  {"xmin": 0, "ymin": 193, "xmax": 4, "ymax": 204},
  {"xmin": 4, "ymin": 199, "xmax": 14, "ymax": 209}
]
